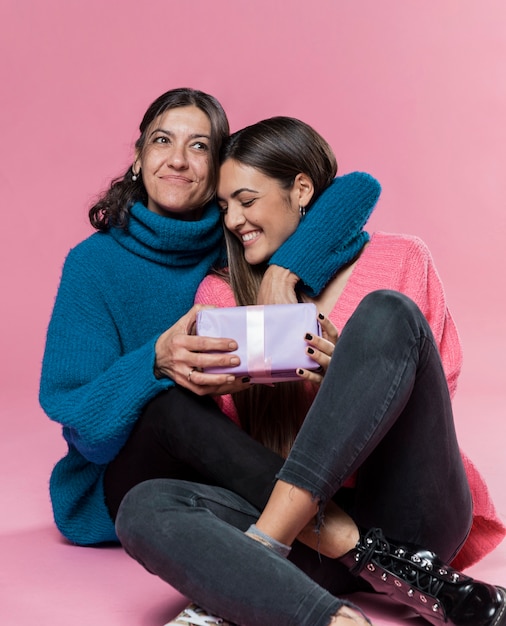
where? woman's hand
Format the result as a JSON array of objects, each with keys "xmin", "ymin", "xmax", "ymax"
[
  {"xmin": 154, "ymin": 305, "xmax": 250, "ymax": 396},
  {"xmin": 257, "ymin": 265, "xmax": 299, "ymax": 304},
  {"xmin": 297, "ymin": 313, "xmax": 339, "ymax": 385}
]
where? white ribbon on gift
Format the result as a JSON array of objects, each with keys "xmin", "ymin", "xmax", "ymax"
[{"xmin": 246, "ymin": 305, "xmax": 272, "ymax": 379}]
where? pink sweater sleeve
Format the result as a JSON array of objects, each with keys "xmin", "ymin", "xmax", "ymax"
[
  {"xmin": 195, "ymin": 275, "xmax": 240, "ymax": 425},
  {"xmin": 195, "ymin": 274, "xmax": 237, "ymax": 309},
  {"xmin": 395, "ymin": 235, "xmax": 463, "ymax": 398}
]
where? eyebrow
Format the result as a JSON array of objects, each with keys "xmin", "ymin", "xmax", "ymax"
[
  {"xmin": 227, "ymin": 188, "xmax": 258, "ymax": 199},
  {"xmin": 148, "ymin": 128, "xmax": 211, "ymax": 140}
]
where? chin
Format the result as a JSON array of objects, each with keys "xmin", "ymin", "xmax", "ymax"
[{"xmin": 246, "ymin": 255, "xmax": 269, "ymax": 266}]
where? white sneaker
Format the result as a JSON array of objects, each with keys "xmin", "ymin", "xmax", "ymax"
[{"xmin": 164, "ymin": 603, "xmax": 237, "ymax": 626}]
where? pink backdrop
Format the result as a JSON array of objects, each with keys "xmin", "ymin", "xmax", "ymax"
[
  {"xmin": 2, "ymin": 0, "xmax": 505, "ymax": 408},
  {"xmin": 0, "ymin": 1, "xmax": 505, "ymax": 623}
]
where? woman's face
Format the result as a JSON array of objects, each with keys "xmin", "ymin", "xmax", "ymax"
[
  {"xmin": 137, "ymin": 105, "xmax": 213, "ymax": 220},
  {"xmin": 217, "ymin": 159, "xmax": 301, "ymax": 265}
]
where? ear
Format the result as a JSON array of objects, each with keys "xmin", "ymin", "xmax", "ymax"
[
  {"xmin": 133, "ymin": 150, "xmax": 142, "ymax": 174},
  {"xmin": 292, "ymin": 173, "xmax": 314, "ymax": 208}
]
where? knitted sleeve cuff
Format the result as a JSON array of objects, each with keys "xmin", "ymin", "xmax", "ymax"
[
  {"xmin": 269, "ymin": 172, "xmax": 381, "ymax": 297},
  {"xmin": 57, "ymin": 338, "xmax": 173, "ymax": 465}
]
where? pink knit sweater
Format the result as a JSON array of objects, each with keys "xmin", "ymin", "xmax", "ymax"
[{"xmin": 195, "ymin": 232, "xmax": 505, "ymax": 570}]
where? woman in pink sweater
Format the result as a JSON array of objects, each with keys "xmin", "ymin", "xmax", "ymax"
[{"xmin": 116, "ymin": 117, "xmax": 505, "ymax": 626}]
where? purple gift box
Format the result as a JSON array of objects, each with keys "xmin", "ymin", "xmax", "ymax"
[{"xmin": 196, "ymin": 303, "xmax": 321, "ymax": 383}]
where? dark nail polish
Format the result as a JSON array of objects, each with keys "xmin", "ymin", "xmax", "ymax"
[
  {"xmin": 305, "ymin": 333, "xmax": 313, "ymax": 341},
  {"xmin": 297, "ymin": 369, "xmax": 304, "ymax": 375},
  {"xmin": 242, "ymin": 377, "xmax": 250, "ymax": 383},
  {"xmin": 318, "ymin": 313, "xmax": 325, "ymax": 320},
  {"xmin": 307, "ymin": 347, "xmax": 314, "ymax": 355}
]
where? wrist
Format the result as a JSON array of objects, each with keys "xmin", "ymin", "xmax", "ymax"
[
  {"xmin": 267, "ymin": 265, "xmax": 299, "ymax": 285},
  {"xmin": 153, "ymin": 336, "xmax": 165, "ymax": 379}
]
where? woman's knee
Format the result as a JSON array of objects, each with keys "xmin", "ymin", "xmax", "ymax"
[
  {"xmin": 359, "ymin": 289, "xmax": 419, "ymax": 317},
  {"xmin": 355, "ymin": 290, "xmax": 429, "ymax": 338}
]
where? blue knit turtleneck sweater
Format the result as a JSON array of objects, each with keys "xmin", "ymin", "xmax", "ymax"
[{"xmin": 40, "ymin": 173, "xmax": 381, "ymax": 545}]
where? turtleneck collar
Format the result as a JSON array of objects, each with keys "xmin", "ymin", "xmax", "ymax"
[{"xmin": 109, "ymin": 201, "xmax": 224, "ymax": 267}]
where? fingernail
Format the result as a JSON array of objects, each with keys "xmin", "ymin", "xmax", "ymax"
[
  {"xmin": 297, "ymin": 369, "xmax": 304, "ymax": 375},
  {"xmin": 307, "ymin": 347, "xmax": 314, "ymax": 355},
  {"xmin": 242, "ymin": 377, "xmax": 250, "ymax": 383},
  {"xmin": 305, "ymin": 333, "xmax": 313, "ymax": 341},
  {"xmin": 230, "ymin": 357, "xmax": 240, "ymax": 365},
  {"xmin": 318, "ymin": 313, "xmax": 325, "ymax": 320}
]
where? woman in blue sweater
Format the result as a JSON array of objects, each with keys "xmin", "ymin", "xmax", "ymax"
[{"xmin": 39, "ymin": 87, "xmax": 381, "ymax": 562}]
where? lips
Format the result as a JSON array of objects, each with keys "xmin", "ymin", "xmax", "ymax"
[{"xmin": 160, "ymin": 175, "xmax": 194, "ymax": 183}]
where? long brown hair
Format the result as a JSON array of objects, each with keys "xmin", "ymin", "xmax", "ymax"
[
  {"xmin": 89, "ymin": 88, "xmax": 230, "ymax": 231},
  {"xmin": 219, "ymin": 117, "xmax": 337, "ymax": 456}
]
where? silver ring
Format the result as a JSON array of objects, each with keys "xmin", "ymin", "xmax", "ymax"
[{"xmin": 188, "ymin": 367, "xmax": 196, "ymax": 383}]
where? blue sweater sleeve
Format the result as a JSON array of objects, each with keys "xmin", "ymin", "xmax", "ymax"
[
  {"xmin": 39, "ymin": 250, "xmax": 171, "ymax": 465},
  {"xmin": 270, "ymin": 172, "xmax": 381, "ymax": 296}
]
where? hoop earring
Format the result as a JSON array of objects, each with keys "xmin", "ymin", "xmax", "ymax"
[{"xmin": 299, "ymin": 205, "xmax": 306, "ymax": 218}]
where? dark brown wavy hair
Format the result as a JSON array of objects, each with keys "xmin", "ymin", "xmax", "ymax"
[{"xmin": 89, "ymin": 88, "xmax": 230, "ymax": 231}]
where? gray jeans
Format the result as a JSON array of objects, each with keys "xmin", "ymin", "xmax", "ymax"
[{"xmin": 115, "ymin": 290, "xmax": 472, "ymax": 626}]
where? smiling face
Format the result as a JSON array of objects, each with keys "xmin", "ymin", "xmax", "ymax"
[
  {"xmin": 218, "ymin": 159, "xmax": 310, "ymax": 265},
  {"xmin": 136, "ymin": 105, "xmax": 213, "ymax": 220}
]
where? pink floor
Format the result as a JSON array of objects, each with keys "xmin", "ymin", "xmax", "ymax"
[{"xmin": 2, "ymin": 390, "xmax": 505, "ymax": 625}]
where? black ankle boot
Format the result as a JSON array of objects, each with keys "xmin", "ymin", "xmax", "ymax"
[{"xmin": 339, "ymin": 528, "xmax": 506, "ymax": 626}]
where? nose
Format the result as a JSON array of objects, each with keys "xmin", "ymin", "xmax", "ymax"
[
  {"xmin": 167, "ymin": 143, "xmax": 188, "ymax": 169},
  {"xmin": 224, "ymin": 203, "xmax": 246, "ymax": 231}
]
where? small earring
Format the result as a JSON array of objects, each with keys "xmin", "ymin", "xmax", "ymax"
[
  {"xmin": 299, "ymin": 205, "xmax": 306, "ymax": 218},
  {"xmin": 131, "ymin": 171, "xmax": 139, "ymax": 182}
]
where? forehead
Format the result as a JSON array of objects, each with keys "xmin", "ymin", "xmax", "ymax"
[
  {"xmin": 218, "ymin": 160, "xmax": 272, "ymax": 193},
  {"xmin": 150, "ymin": 105, "xmax": 211, "ymax": 136}
]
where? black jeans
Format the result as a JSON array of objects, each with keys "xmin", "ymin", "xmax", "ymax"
[
  {"xmin": 112, "ymin": 291, "xmax": 473, "ymax": 626},
  {"xmin": 104, "ymin": 386, "xmax": 285, "ymax": 520}
]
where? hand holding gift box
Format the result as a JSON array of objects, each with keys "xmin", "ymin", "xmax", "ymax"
[{"xmin": 196, "ymin": 303, "xmax": 321, "ymax": 384}]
